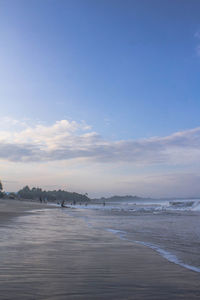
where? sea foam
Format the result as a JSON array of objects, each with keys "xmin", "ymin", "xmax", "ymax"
[{"xmin": 106, "ymin": 227, "xmax": 200, "ymax": 273}]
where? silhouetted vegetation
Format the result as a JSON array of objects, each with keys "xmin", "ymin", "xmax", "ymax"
[
  {"xmin": 17, "ymin": 186, "xmax": 90, "ymax": 202},
  {"xmin": 0, "ymin": 180, "xmax": 4, "ymax": 198}
]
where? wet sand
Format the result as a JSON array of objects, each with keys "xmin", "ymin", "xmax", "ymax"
[
  {"xmin": 0, "ymin": 200, "xmax": 199, "ymax": 299},
  {"xmin": 0, "ymin": 199, "xmax": 54, "ymax": 223}
]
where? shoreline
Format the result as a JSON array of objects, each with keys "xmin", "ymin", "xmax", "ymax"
[
  {"xmin": 0, "ymin": 199, "xmax": 200, "ymax": 299},
  {"xmin": 105, "ymin": 228, "xmax": 200, "ymax": 274},
  {"xmin": 0, "ymin": 198, "xmax": 56, "ymax": 224}
]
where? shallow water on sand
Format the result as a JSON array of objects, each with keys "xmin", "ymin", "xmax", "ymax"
[
  {"xmin": 0, "ymin": 209, "xmax": 121, "ymax": 299},
  {"xmin": 0, "ymin": 203, "xmax": 200, "ymax": 299},
  {"xmin": 70, "ymin": 199, "xmax": 200, "ymax": 273},
  {"xmin": 85, "ymin": 209, "xmax": 200, "ymax": 273}
]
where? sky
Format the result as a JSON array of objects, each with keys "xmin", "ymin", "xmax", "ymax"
[{"xmin": 0, "ymin": 0, "xmax": 200, "ymax": 198}]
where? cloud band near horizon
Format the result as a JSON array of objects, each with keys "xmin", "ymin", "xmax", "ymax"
[{"xmin": 0, "ymin": 119, "xmax": 200, "ymax": 166}]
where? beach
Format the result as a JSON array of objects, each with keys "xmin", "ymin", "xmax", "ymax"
[
  {"xmin": 0, "ymin": 199, "xmax": 54, "ymax": 223},
  {"xmin": 0, "ymin": 199, "xmax": 199, "ymax": 299}
]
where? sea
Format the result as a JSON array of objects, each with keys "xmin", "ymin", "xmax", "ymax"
[
  {"xmin": 66, "ymin": 197, "xmax": 200, "ymax": 273},
  {"xmin": 0, "ymin": 197, "xmax": 200, "ymax": 299}
]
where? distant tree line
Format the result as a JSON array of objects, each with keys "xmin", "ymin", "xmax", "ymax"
[
  {"xmin": 0, "ymin": 180, "xmax": 4, "ymax": 198},
  {"xmin": 17, "ymin": 186, "xmax": 90, "ymax": 202}
]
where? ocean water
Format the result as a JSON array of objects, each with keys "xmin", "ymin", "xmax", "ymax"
[
  {"xmin": 67, "ymin": 198, "xmax": 200, "ymax": 273},
  {"xmin": 0, "ymin": 199, "xmax": 200, "ymax": 299}
]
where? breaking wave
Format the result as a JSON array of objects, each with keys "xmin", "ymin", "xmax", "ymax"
[{"xmin": 105, "ymin": 228, "xmax": 200, "ymax": 273}]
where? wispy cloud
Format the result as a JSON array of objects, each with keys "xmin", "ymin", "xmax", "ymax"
[
  {"xmin": 194, "ymin": 30, "xmax": 200, "ymax": 56},
  {"xmin": 0, "ymin": 116, "xmax": 29, "ymax": 129},
  {"xmin": 0, "ymin": 118, "xmax": 200, "ymax": 166}
]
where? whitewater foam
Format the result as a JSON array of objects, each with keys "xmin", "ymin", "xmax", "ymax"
[{"xmin": 106, "ymin": 227, "xmax": 200, "ymax": 273}]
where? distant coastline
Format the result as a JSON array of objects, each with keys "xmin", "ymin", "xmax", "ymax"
[{"xmin": 93, "ymin": 195, "xmax": 200, "ymax": 202}]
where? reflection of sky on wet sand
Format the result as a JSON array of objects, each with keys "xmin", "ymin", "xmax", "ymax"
[
  {"xmin": 0, "ymin": 207, "xmax": 200, "ymax": 299},
  {"xmin": 0, "ymin": 208, "xmax": 146, "ymax": 299}
]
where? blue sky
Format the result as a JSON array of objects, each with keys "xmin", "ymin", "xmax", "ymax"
[{"xmin": 0, "ymin": 0, "xmax": 200, "ymax": 197}]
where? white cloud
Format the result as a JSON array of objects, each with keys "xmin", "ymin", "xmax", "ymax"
[
  {"xmin": 0, "ymin": 116, "xmax": 29, "ymax": 129},
  {"xmin": 0, "ymin": 118, "xmax": 200, "ymax": 166}
]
